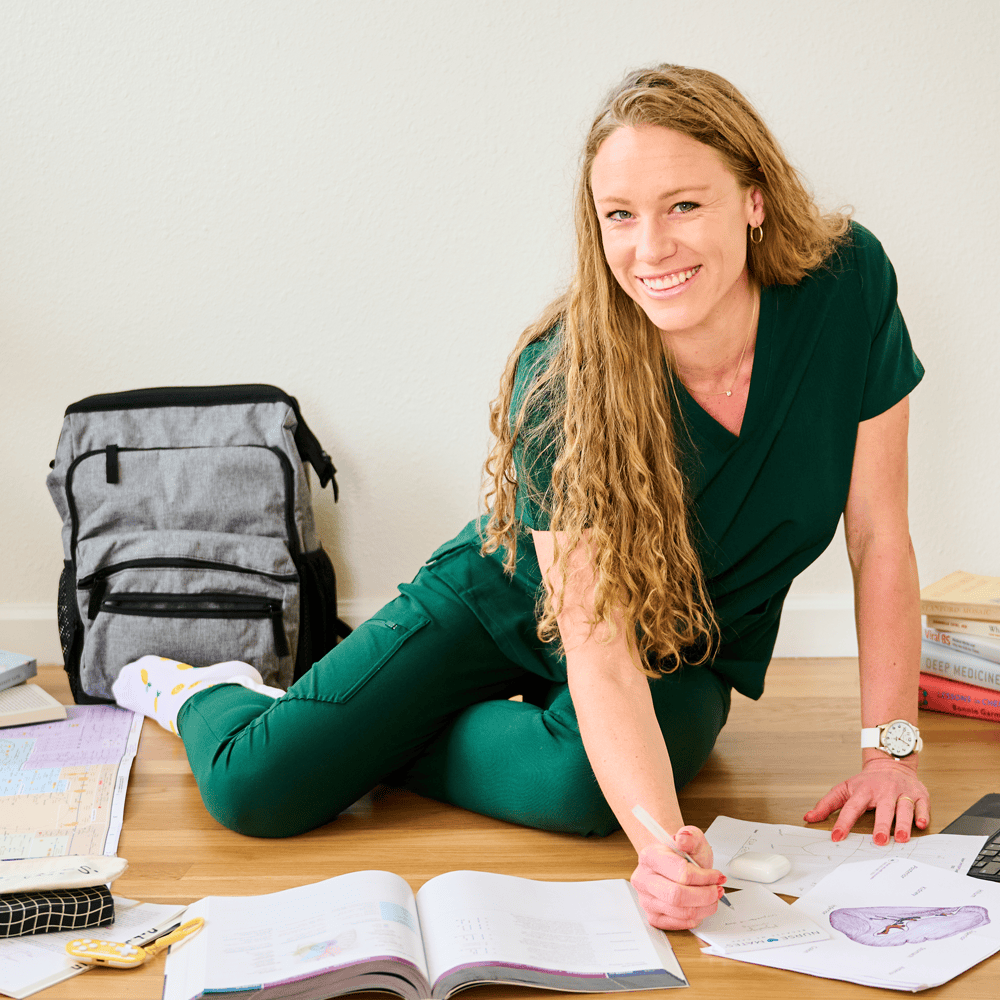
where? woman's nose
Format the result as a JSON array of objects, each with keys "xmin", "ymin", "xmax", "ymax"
[{"xmin": 636, "ymin": 218, "xmax": 676, "ymax": 264}]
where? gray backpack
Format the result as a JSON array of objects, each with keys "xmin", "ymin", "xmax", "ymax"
[{"xmin": 47, "ymin": 385, "xmax": 350, "ymax": 703}]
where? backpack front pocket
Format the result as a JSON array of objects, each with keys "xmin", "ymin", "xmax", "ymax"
[{"xmin": 75, "ymin": 531, "xmax": 299, "ymax": 699}]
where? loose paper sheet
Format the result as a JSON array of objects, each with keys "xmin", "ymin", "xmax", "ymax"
[
  {"xmin": 692, "ymin": 885, "xmax": 829, "ymax": 953},
  {"xmin": 706, "ymin": 815, "xmax": 987, "ymax": 896},
  {"xmin": 703, "ymin": 858, "xmax": 1000, "ymax": 991},
  {"xmin": 0, "ymin": 896, "xmax": 186, "ymax": 999}
]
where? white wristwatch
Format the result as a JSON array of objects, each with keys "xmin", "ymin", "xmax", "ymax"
[{"xmin": 861, "ymin": 720, "xmax": 923, "ymax": 759}]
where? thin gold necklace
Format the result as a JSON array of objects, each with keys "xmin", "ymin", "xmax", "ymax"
[{"xmin": 685, "ymin": 291, "xmax": 759, "ymax": 398}]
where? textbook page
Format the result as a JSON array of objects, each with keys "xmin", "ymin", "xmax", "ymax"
[
  {"xmin": 708, "ymin": 858, "xmax": 1000, "ymax": 991},
  {"xmin": 163, "ymin": 870, "xmax": 428, "ymax": 1000},
  {"xmin": 706, "ymin": 815, "xmax": 986, "ymax": 896},
  {"xmin": 0, "ymin": 897, "xmax": 185, "ymax": 999},
  {"xmin": 415, "ymin": 870, "xmax": 686, "ymax": 989}
]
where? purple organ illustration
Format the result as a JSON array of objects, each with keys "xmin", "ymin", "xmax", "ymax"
[{"xmin": 829, "ymin": 905, "xmax": 990, "ymax": 947}]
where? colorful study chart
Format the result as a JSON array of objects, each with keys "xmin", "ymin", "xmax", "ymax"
[{"xmin": 0, "ymin": 705, "xmax": 142, "ymax": 859}]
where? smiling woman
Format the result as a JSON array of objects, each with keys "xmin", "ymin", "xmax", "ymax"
[
  {"xmin": 110, "ymin": 64, "xmax": 927, "ymax": 936},
  {"xmin": 592, "ymin": 126, "xmax": 760, "ymax": 343}
]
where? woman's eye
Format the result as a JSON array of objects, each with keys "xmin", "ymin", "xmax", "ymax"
[
  {"xmin": 606, "ymin": 209, "xmax": 633, "ymax": 221},
  {"xmin": 673, "ymin": 201, "xmax": 699, "ymax": 214}
]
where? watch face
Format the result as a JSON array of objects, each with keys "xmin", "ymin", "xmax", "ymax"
[{"xmin": 883, "ymin": 720, "xmax": 917, "ymax": 756}]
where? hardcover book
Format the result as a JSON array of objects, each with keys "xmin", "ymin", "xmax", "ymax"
[
  {"xmin": 0, "ymin": 651, "xmax": 37, "ymax": 694},
  {"xmin": 0, "ymin": 684, "xmax": 66, "ymax": 728},
  {"xmin": 920, "ymin": 640, "xmax": 1000, "ymax": 694},
  {"xmin": 919, "ymin": 672, "xmax": 1000, "ymax": 722},
  {"xmin": 923, "ymin": 626, "xmax": 1000, "ymax": 667},
  {"xmin": 920, "ymin": 571, "xmax": 1000, "ymax": 623}
]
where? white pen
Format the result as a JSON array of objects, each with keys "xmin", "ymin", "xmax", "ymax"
[{"xmin": 632, "ymin": 804, "xmax": 732, "ymax": 907}]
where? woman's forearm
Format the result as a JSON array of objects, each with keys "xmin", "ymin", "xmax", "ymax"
[
  {"xmin": 566, "ymin": 640, "xmax": 684, "ymax": 853},
  {"xmin": 531, "ymin": 528, "xmax": 685, "ymax": 852},
  {"xmin": 851, "ymin": 532, "xmax": 921, "ymax": 768}
]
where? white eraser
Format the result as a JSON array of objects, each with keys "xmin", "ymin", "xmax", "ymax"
[{"xmin": 727, "ymin": 851, "xmax": 791, "ymax": 883}]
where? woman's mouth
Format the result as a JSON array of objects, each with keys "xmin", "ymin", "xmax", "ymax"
[{"xmin": 639, "ymin": 265, "xmax": 701, "ymax": 291}]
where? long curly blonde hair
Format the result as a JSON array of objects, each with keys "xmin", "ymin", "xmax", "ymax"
[{"xmin": 482, "ymin": 64, "xmax": 850, "ymax": 675}]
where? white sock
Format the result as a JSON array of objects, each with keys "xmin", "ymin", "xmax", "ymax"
[{"xmin": 111, "ymin": 655, "xmax": 282, "ymax": 735}]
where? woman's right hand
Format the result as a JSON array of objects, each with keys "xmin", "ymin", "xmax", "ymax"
[{"xmin": 630, "ymin": 825, "xmax": 726, "ymax": 929}]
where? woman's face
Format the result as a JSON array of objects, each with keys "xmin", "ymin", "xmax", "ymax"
[{"xmin": 590, "ymin": 125, "xmax": 763, "ymax": 336}]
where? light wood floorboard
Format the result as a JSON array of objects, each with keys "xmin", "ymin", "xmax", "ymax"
[{"xmin": 18, "ymin": 659, "xmax": 1000, "ymax": 999}]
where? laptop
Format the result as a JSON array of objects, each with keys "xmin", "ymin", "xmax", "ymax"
[{"xmin": 941, "ymin": 794, "xmax": 1000, "ymax": 881}]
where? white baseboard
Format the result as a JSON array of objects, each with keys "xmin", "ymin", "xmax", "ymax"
[
  {"xmin": 772, "ymin": 594, "xmax": 858, "ymax": 658},
  {"xmin": 0, "ymin": 605, "xmax": 64, "ymax": 665},
  {"xmin": 1, "ymin": 595, "xmax": 858, "ymax": 664}
]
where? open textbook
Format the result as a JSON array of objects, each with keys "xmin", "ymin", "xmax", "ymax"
[{"xmin": 163, "ymin": 869, "xmax": 686, "ymax": 1000}]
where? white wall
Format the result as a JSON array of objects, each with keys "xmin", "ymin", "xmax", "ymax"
[{"xmin": 2, "ymin": 0, "xmax": 997, "ymax": 663}]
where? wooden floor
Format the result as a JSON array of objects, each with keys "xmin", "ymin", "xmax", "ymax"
[{"xmin": 18, "ymin": 659, "xmax": 1000, "ymax": 1000}]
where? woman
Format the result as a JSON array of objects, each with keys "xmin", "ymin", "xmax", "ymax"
[{"xmin": 113, "ymin": 64, "xmax": 928, "ymax": 930}]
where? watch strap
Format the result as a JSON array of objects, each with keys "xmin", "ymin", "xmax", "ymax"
[{"xmin": 860, "ymin": 726, "xmax": 882, "ymax": 749}]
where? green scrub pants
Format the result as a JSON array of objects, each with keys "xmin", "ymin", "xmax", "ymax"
[{"xmin": 176, "ymin": 540, "xmax": 732, "ymax": 839}]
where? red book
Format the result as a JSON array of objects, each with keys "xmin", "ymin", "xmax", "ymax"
[{"xmin": 919, "ymin": 672, "xmax": 1000, "ymax": 722}]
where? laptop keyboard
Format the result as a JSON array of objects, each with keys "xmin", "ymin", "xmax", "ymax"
[{"xmin": 968, "ymin": 830, "xmax": 1000, "ymax": 880}]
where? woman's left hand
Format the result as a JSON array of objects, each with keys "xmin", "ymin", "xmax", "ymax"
[{"xmin": 804, "ymin": 757, "xmax": 930, "ymax": 844}]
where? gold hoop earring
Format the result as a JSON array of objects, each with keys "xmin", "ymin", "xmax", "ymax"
[{"xmin": 750, "ymin": 224, "xmax": 763, "ymax": 245}]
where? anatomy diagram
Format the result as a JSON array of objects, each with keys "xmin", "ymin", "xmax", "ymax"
[{"xmin": 829, "ymin": 905, "xmax": 990, "ymax": 947}]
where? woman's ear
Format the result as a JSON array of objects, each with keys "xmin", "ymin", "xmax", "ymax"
[{"xmin": 748, "ymin": 187, "xmax": 765, "ymax": 227}]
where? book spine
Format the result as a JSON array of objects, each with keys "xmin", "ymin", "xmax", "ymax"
[
  {"xmin": 922, "ymin": 627, "xmax": 1000, "ymax": 666},
  {"xmin": 0, "ymin": 661, "xmax": 37, "ymax": 693},
  {"xmin": 918, "ymin": 672, "xmax": 1000, "ymax": 722},
  {"xmin": 926, "ymin": 615, "xmax": 1000, "ymax": 640},
  {"xmin": 919, "ymin": 599, "xmax": 1000, "ymax": 623},
  {"xmin": 920, "ymin": 641, "xmax": 1000, "ymax": 693}
]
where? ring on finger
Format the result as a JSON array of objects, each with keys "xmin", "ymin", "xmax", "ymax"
[{"xmin": 897, "ymin": 796, "xmax": 916, "ymax": 805}]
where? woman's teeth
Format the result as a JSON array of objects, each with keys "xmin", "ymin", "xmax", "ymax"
[{"xmin": 641, "ymin": 266, "xmax": 700, "ymax": 290}]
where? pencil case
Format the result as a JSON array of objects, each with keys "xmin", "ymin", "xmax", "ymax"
[{"xmin": 0, "ymin": 885, "xmax": 114, "ymax": 938}]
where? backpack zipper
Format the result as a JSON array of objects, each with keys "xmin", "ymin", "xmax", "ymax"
[
  {"xmin": 64, "ymin": 445, "xmax": 301, "ymax": 563},
  {"xmin": 79, "ymin": 559, "xmax": 298, "ymax": 621},
  {"xmin": 97, "ymin": 592, "xmax": 290, "ymax": 658}
]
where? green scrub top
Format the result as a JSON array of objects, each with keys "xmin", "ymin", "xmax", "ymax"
[{"xmin": 431, "ymin": 222, "xmax": 923, "ymax": 700}]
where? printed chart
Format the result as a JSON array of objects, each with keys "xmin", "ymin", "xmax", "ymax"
[{"xmin": 0, "ymin": 705, "xmax": 142, "ymax": 859}]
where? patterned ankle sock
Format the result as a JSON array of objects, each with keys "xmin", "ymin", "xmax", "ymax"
[{"xmin": 111, "ymin": 655, "xmax": 277, "ymax": 735}]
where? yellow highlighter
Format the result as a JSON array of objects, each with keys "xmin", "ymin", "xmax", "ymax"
[{"xmin": 67, "ymin": 917, "xmax": 205, "ymax": 969}]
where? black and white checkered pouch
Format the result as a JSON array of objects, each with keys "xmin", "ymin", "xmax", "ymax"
[{"xmin": 0, "ymin": 884, "xmax": 114, "ymax": 938}]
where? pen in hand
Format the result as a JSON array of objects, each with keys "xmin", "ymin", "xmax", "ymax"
[{"xmin": 631, "ymin": 805, "xmax": 732, "ymax": 908}]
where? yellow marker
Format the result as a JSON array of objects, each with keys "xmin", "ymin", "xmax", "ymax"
[{"xmin": 67, "ymin": 918, "xmax": 205, "ymax": 968}]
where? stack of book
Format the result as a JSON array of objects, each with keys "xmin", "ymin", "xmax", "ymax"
[
  {"xmin": 919, "ymin": 572, "xmax": 1000, "ymax": 723},
  {"xmin": 0, "ymin": 651, "xmax": 67, "ymax": 727}
]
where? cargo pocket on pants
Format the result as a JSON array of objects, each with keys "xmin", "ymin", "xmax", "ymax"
[{"xmin": 323, "ymin": 609, "xmax": 431, "ymax": 703}]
